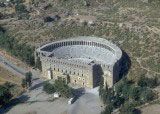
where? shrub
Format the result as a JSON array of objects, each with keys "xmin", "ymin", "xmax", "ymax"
[
  {"xmin": 112, "ymin": 95, "xmax": 125, "ymax": 108},
  {"xmin": 99, "ymin": 76, "xmax": 107, "ymax": 103},
  {"xmin": 120, "ymin": 102, "xmax": 137, "ymax": 114},
  {"xmin": 25, "ymin": 71, "xmax": 32, "ymax": 87},
  {"xmin": 43, "ymin": 82, "xmax": 55, "ymax": 94},
  {"xmin": 129, "ymin": 86, "xmax": 141, "ymax": 101},
  {"xmin": 44, "ymin": 16, "xmax": 54, "ymax": 22},
  {"xmin": 0, "ymin": 26, "xmax": 5, "ymax": 33},
  {"xmin": 21, "ymin": 72, "xmax": 32, "ymax": 89},
  {"xmin": 54, "ymin": 78, "xmax": 72, "ymax": 98},
  {"xmin": 21, "ymin": 78, "xmax": 27, "ymax": 88},
  {"xmin": 0, "ymin": 33, "xmax": 35, "ymax": 66},
  {"xmin": 15, "ymin": 3, "xmax": 29, "ymax": 19},
  {"xmin": 15, "ymin": 3, "xmax": 28, "ymax": 14},
  {"xmin": 138, "ymin": 76, "xmax": 159, "ymax": 88},
  {"xmin": 43, "ymin": 78, "xmax": 72, "ymax": 98},
  {"xmin": 0, "ymin": 83, "xmax": 13, "ymax": 106},
  {"xmin": 35, "ymin": 57, "xmax": 42, "ymax": 71},
  {"xmin": 101, "ymin": 77, "xmax": 156, "ymax": 114},
  {"xmin": 101, "ymin": 104, "xmax": 113, "ymax": 114},
  {"xmin": 140, "ymin": 88, "xmax": 155, "ymax": 102}
]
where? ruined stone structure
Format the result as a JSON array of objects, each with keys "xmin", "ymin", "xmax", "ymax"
[{"xmin": 35, "ymin": 36, "xmax": 122, "ymax": 88}]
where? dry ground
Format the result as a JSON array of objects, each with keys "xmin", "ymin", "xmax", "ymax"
[
  {"xmin": 141, "ymin": 104, "xmax": 160, "ymax": 114},
  {"xmin": 0, "ymin": 49, "xmax": 31, "ymax": 71},
  {"xmin": 0, "ymin": 64, "xmax": 24, "ymax": 99},
  {"xmin": 0, "ymin": 65, "xmax": 22, "ymax": 85}
]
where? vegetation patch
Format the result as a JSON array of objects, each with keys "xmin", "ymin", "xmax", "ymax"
[
  {"xmin": 0, "ymin": 26, "xmax": 35, "ymax": 66},
  {"xmin": 21, "ymin": 71, "xmax": 33, "ymax": 89},
  {"xmin": 43, "ymin": 78, "xmax": 72, "ymax": 98},
  {"xmin": 99, "ymin": 76, "xmax": 159, "ymax": 114},
  {"xmin": 0, "ymin": 82, "xmax": 23, "ymax": 107}
]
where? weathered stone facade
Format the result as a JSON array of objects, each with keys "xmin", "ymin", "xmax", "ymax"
[{"xmin": 35, "ymin": 36, "xmax": 122, "ymax": 88}]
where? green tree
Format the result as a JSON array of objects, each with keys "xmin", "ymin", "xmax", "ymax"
[
  {"xmin": 101, "ymin": 76, "xmax": 156, "ymax": 114},
  {"xmin": 54, "ymin": 78, "xmax": 72, "ymax": 98},
  {"xmin": 129, "ymin": 86, "xmax": 141, "ymax": 101},
  {"xmin": 43, "ymin": 78, "xmax": 72, "ymax": 98},
  {"xmin": 0, "ymin": 32, "xmax": 35, "ymax": 66},
  {"xmin": 138, "ymin": 76, "xmax": 159, "ymax": 88},
  {"xmin": 138, "ymin": 76, "xmax": 148, "ymax": 87},
  {"xmin": 115, "ymin": 77, "xmax": 131, "ymax": 94},
  {"xmin": 25, "ymin": 71, "xmax": 32, "ymax": 88},
  {"xmin": 120, "ymin": 102, "xmax": 137, "ymax": 114},
  {"xmin": 99, "ymin": 76, "xmax": 104, "ymax": 99},
  {"xmin": 15, "ymin": 3, "xmax": 29, "ymax": 19},
  {"xmin": 43, "ymin": 82, "xmax": 55, "ymax": 94},
  {"xmin": 140, "ymin": 88, "xmax": 155, "ymax": 102},
  {"xmin": 101, "ymin": 104, "xmax": 113, "ymax": 114},
  {"xmin": 0, "ymin": 26, "xmax": 5, "ymax": 33},
  {"xmin": 0, "ymin": 84, "xmax": 12, "ymax": 105},
  {"xmin": 35, "ymin": 57, "xmax": 42, "ymax": 71},
  {"xmin": 112, "ymin": 94, "xmax": 125, "ymax": 108},
  {"xmin": 21, "ymin": 78, "xmax": 27, "ymax": 88},
  {"xmin": 15, "ymin": 3, "xmax": 28, "ymax": 14}
]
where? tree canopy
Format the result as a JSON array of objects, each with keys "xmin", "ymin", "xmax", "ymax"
[
  {"xmin": 100, "ymin": 76, "xmax": 157, "ymax": 114},
  {"xmin": 0, "ymin": 82, "xmax": 14, "ymax": 106},
  {"xmin": 43, "ymin": 78, "xmax": 72, "ymax": 98},
  {"xmin": 0, "ymin": 31, "xmax": 35, "ymax": 66}
]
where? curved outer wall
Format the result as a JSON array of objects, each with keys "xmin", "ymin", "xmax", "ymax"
[{"xmin": 35, "ymin": 36, "xmax": 122, "ymax": 88}]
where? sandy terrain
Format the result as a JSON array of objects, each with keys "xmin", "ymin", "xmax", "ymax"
[{"xmin": 141, "ymin": 104, "xmax": 160, "ymax": 114}]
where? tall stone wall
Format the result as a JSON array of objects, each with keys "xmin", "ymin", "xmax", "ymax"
[{"xmin": 40, "ymin": 56, "xmax": 94, "ymax": 88}]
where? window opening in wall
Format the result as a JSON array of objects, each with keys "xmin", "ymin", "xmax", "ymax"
[
  {"xmin": 58, "ymin": 68, "xmax": 59, "ymax": 71},
  {"xmin": 74, "ymin": 80, "xmax": 77, "ymax": 83},
  {"xmin": 82, "ymin": 74, "xmax": 83, "ymax": 76},
  {"xmin": 83, "ymin": 82, "xmax": 85, "ymax": 86}
]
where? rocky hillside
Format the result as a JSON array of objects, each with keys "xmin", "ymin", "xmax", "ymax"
[{"xmin": 0, "ymin": 0, "xmax": 160, "ymax": 80}]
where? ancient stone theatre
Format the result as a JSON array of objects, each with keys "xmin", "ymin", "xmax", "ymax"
[{"xmin": 35, "ymin": 36, "xmax": 122, "ymax": 88}]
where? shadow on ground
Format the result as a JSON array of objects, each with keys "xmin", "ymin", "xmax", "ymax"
[
  {"xmin": 0, "ymin": 94, "xmax": 30, "ymax": 114},
  {"xmin": 119, "ymin": 50, "xmax": 131, "ymax": 79},
  {"xmin": 0, "ymin": 79, "xmax": 45, "ymax": 114},
  {"xmin": 29, "ymin": 81, "xmax": 44, "ymax": 91},
  {"xmin": 32, "ymin": 78, "xmax": 40, "ymax": 81},
  {"xmin": 72, "ymin": 88, "xmax": 85, "ymax": 103}
]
